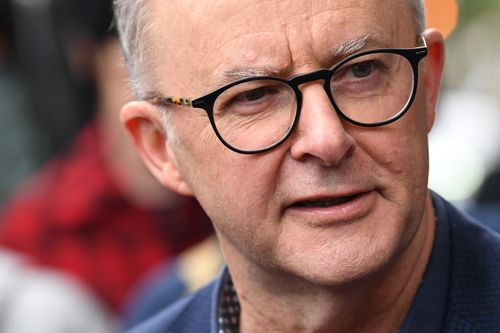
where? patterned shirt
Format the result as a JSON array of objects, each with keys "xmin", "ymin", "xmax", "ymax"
[{"xmin": 218, "ymin": 273, "xmax": 240, "ymax": 333}]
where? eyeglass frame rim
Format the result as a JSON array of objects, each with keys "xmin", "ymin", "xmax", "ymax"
[{"xmin": 146, "ymin": 36, "xmax": 428, "ymax": 155}]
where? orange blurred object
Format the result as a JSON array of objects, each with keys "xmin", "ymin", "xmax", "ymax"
[{"xmin": 425, "ymin": 0, "xmax": 459, "ymax": 38}]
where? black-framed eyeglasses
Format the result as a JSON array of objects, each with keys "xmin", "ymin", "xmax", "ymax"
[{"xmin": 147, "ymin": 37, "xmax": 428, "ymax": 154}]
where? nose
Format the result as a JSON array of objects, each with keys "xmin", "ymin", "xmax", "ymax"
[{"xmin": 289, "ymin": 83, "xmax": 355, "ymax": 166}]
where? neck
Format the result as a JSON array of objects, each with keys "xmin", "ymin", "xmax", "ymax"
[{"xmin": 222, "ymin": 195, "xmax": 436, "ymax": 333}]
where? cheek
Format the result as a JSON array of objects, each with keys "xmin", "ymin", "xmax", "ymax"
[
  {"xmin": 172, "ymin": 119, "xmax": 283, "ymax": 226},
  {"xmin": 182, "ymin": 149, "xmax": 285, "ymax": 262},
  {"xmin": 358, "ymin": 108, "xmax": 430, "ymax": 195}
]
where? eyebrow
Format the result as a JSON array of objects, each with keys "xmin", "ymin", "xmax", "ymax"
[
  {"xmin": 331, "ymin": 33, "xmax": 387, "ymax": 57},
  {"xmin": 217, "ymin": 33, "xmax": 389, "ymax": 86},
  {"xmin": 220, "ymin": 65, "xmax": 284, "ymax": 87}
]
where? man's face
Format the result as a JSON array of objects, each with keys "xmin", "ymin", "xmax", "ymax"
[{"xmin": 143, "ymin": 0, "xmax": 439, "ymax": 284}]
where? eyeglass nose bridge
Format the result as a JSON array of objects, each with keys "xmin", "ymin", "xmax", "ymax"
[
  {"xmin": 288, "ymin": 68, "xmax": 339, "ymax": 120},
  {"xmin": 289, "ymin": 68, "xmax": 333, "ymax": 91}
]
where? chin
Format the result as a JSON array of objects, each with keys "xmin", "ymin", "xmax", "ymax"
[
  {"xmin": 277, "ymin": 227, "xmax": 405, "ymax": 288},
  {"xmin": 278, "ymin": 241, "xmax": 396, "ymax": 288}
]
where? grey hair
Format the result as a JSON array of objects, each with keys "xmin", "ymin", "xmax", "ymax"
[
  {"xmin": 410, "ymin": 0, "xmax": 426, "ymax": 34},
  {"xmin": 113, "ymin": 0, "xmax": 155, "ymax": 100},
  {"xmin": 114, "ymin": 0, "xmax": 426, "ymax": 100}
]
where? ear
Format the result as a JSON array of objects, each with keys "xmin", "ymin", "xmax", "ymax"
[
  {"xmin": 120, "ymin": 101, "xmax": 193, "ymax": 196},
  {"xmin": 421, "ymin": 28, "xmax": 445, "ymax": 132}
]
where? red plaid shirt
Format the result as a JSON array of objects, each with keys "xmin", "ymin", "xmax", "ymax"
[{"xmin": 0, "ymin": 124, "xmax": 213, "ymax": 311}]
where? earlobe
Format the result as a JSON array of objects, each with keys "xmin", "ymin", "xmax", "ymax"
[
  {"xmin": 422, "ymin": 28, "xmax": 445, "ymax": 132},
  {"xmin": 120, "ymin": 101, "xmax": 194, "ymax": 196}
]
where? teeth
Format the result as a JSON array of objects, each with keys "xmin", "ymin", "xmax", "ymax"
[{"xmin": 296, "ymin": 195, "xmax": 354, "ymax": 208}]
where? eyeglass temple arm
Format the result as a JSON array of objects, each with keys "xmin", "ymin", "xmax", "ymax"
[{"xmin": 146, "ymin": 96, "xmax": 194, "ymax": 107}]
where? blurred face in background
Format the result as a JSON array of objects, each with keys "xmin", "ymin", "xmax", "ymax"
[{"xmin": 124, "ymin": 0, "xmax": 443, "ymax": 286}]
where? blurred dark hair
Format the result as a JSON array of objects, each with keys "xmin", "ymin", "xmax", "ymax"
[
  {"xmin": 53, "ymin": 0, "xmax": 115, "ymax": 45},
  {"xmin": 0, "ymin": 0, "xmax": 14, "ymax": 49},
  {"xmin": 8, "ymin": 0, "xmax": 117, "ymax": 157}
]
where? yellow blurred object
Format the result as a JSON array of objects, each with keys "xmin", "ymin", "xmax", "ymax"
[
  {"xmin": 425, "ymin": 0, "xmax": 459, "ymax": 38},
  {"xmin": 177, "ymin": 236, "xmax": 224, "ymax": 293}
]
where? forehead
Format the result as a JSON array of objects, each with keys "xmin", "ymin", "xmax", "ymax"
[{"xmin": 148, "ymin": 0, "xmax": 415, "ymax": 94}]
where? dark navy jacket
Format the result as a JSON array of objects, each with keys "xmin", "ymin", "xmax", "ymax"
[{"xmin": 126, "ymin": 193, "xmax": 500, "ymax": 333}]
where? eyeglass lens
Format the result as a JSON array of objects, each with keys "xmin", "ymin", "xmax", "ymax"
[{"xmin": 332, "ymin": 52, "xmax": 414, "ymax": 124}]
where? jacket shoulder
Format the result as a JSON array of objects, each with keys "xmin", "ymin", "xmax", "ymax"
[
  {"xmin": 442, "ymin": 199, "xmax": 500, "ymax": 332},
  {"xmin": 125, "ymin": 280, "xmax": 218, "ymax": 333}
]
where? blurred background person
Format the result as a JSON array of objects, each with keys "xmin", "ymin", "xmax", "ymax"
[
  {"xmin": 0, "ymin": 0, "xmax": 47, "ymax": 205},
  {"xmin": 1, "ymin": 2, "xmax": 114, "ymax": 331},
  {"xmin": 0, "ymin": 0, "xmax": 214, "ymax": 320}
]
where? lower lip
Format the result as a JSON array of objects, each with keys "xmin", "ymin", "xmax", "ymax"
[{"xmin": 286, "ymin": 191, "xmax": 377, "ymax": 227}]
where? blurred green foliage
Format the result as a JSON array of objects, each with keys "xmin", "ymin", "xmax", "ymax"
[{"xmin": 459, "ymin": 0, "xmax": 500, "ymax": 26}]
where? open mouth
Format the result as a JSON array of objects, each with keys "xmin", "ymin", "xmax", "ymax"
[{"xmin": 293, "ymin": 194, "xmax": 359, "ymax": 208}]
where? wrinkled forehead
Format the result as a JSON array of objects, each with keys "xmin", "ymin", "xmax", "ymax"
[{"xmin": 147, "ymin": 0, "xmax": 416, "ymax": 95}]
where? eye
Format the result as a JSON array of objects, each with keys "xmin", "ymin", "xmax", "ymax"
[
  {"xmin": 347, "ymin": 61, "xmax": 375, "ymax": 78},
  {"xmin": 214, "ymin": 80, "xmax": 293, "ymax": 117},
  {"xmin": 234, "ymin": 86, "xmax": 276, "ymax": 103}
]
